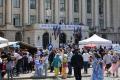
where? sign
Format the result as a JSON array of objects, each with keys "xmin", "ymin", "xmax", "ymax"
[{"xmin": 38, "ymin": 24, "xmax": 84, "ymax": 30}]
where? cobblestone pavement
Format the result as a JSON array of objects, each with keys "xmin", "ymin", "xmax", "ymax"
[{"xmin": 5, "ymin": 68, "xmax": 120, "ymax": 80}]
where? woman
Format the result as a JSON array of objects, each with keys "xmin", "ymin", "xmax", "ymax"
[
  {"xmin": 1, "ymin": 58, "xmax": 7, "ymax": 80},
  {"xmin": 109, "ymin": 52, "xmax": 119, "ymax": 77},
  {"xmin": 0, "ymin": 56, "xmax": 2, "ymax": 80},
  {"xmin": 91, "ymin": 53, "xmax": 104, "ymax": 80},
  {"xmin": 52, "ymin": 52, "xmax": 61, "ymax": 78},
  {"xmin": 48, "ymin": 50, "xmax": 55, "ymax": 72},
  {"xmin": 6, "ymin": 53, "xmax": 14, "ymax": 80},
  {"xmin": 62, "ymin": 53, "xmax": 68, "ymax": 79}
]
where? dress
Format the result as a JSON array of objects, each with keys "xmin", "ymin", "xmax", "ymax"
[{"xmin": 91, "ymin": 58, "xmax": 104, "ymax": 80}]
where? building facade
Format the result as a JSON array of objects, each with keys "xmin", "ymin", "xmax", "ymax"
[{"xmin": 0, "ymin": 0, "xmax": 120, "ymax": 48}]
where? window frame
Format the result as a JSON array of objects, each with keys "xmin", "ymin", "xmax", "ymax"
[
  {"xmin": 87, "ymin": 19, "xmax": 92, "ymax": 27},
  {"xmin": 74, "ymin": 0, "xmax": 79, "ymax": 12},
  {"xmin": 87, "ymin": 0, "xmax": 91, "ymax": 13},
  {"xmin": 30, "ymin": 15, "xmax": 36, "ymax": 24},
  {"xmin": 13, "ymin": 14, "xmax": 20, "ymax": 26},
  {"xmin": 60, "ymin": 0, "xmax": 65, "ymax": 12},
  {"xmin": 0, "ymin": 0, "xmax": 3, "ymax": 7},
  {"xmin": 30, "ymin": 0, "xmax": 36, "ymax": 9},
  {"xmin": 13, "ymin": 0, "xmax": 20, "ymax": 8}
]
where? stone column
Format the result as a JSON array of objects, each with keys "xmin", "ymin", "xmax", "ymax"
[
  {"xmin": 51, "ymin": 0, "xmax": 54, "ymax": 23},
  {"xmin": 106, "ymin": 0, "xmax": 111, "ymax": 27},
  {"xmin": 68, "ymin": 0, "xmax": 73, "ymax": 24},
  {"xmin": 24, "ymin": 0, "xmax": 29, "ymax": 25},
  {"xmin": 54, "ymin": 0, "xmax": 59, "ymax": 23},
  {"xmin": 40, "ymin": 0, "xmax": 45, "ymax": 23},
  {"xmin": 79, "ymin": 0, "xmax": 82, "ymax": 23},
  {"xmin": 65, "ymin": 0, "xmax": 68, "ymax": 24},
  {"xmin": 94, "ymin": 0, "xmax": 99, "ymax": 26},
  {"xmin": 81, "ymin": 0, "xmax": 86, "ymax": 25},
  {"xmin": 6, "ymin": 0, "xmax": 12, "ymax": 24},
  {"xmin": 104, "ymin": 0, "xmax": 107, "ymax": 28}
]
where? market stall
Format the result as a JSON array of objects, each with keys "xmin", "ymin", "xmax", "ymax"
[{"xmin": 79, "ymin": 34, "xmax": 112, "ymax": 48}]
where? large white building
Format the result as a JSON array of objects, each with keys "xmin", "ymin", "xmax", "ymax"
[{"xmin": 0, "ymin": 0, "xmax": 120, "ymax": 48}]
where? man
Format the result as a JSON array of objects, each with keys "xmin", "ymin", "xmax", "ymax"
[
  {"xmin": 67, "ymin": 48, "xmax": 73, "ymax": 75},
  {"xmin": 71, "ymin": 49, "xmax": 83, "ymax": 80},
  {"xmin": 82, "ymin": 50, "xmax": 90, "ymax": 74},
  {"xmin": 13, "ymin": 50, "xmax": 22, "ymax": 76},
  {"xmin": 103, "ymin": 51, "xmax": 112, "ymax": 73}
]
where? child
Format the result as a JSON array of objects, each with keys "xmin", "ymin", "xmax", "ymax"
[{"xmin": 1, "ymin": 58, "xmax": 7, "ymax": 80}]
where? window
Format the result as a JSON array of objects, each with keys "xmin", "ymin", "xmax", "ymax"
[
  {"xmin": 45, "ymin": 0, "xmax": 51, "ymax": 10},
  {"xmin": 0, "ymin": 0, "xmax": 3, "ymax": 7},
  {"xmin": 30, "ymin": 15, "xmax": 36, "ymax": 24},
  {"xmin": 59, "ymin": 17, "xmax": 65, "ymax": 24},
  {"xmin": 99, "ymin": 0, "xmax": 104, "ymax": 14},
  {"xmin": 74, "ymin": 18, "xmax": 79, "ymax": 24},
  {"xmin": 74, "ymin": 0, "xmax": 79, "ymax": 12},
  {"xmin": 27, "ymin": 37, "xmax": 30, "ymax": 44},
  {"xmin": 30, "ymin": 0, "xmax": 36, "ymax": 9},
  {"xmin": 15, "ymin": 32, "xmax": 22, "ymax": 41},
  {"xmin": 13, "ymin": 14, "xmax": 20, "ymax": 26},
  {"xmin": 13, "ymin": 0, "xmax": 20, "ymax": 8},
  {"xmin": 60, "ymin": 0, "xmax": 65, "ymax": 11},
  {"xmin": 0, "ymin": 32, "xmax": 4, "ymax": 37},
  {"xmin": 87, "ymin": 19, "xmax": 92, "ymax": 27},
  {"xmin": 0, "ymin": 13, "xmax": 3, "ymax": 25},
  {"xmin": 99, "ymin": 19, "xmax": 104, "ymax": 28},
  {"xmin": 45, "ymin": 16, "xmax": 52, "ymax": 23},
  {"xmin": 87, "ymin": 0, "xmax": 91, "ymax": 13}
]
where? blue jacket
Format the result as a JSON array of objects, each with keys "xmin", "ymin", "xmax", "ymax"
[{"xmin": 52, "ymin": 54, "xmax": 61, "ymax": 68}]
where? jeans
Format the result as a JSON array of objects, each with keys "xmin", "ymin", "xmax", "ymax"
[
  {"xmin": 49, "ymin": 62, "xmax": 54, "ymax": 72},
  {"xmin": 0, "ymin": 70, "xmax": 2, "ymax": 80},
  {"xmin": 16, "ymin": 59, "xmax": 22, "ymax": 75},
  {"xmin": 44, "ymin": 63, "xmax": 48, "ymax": 77},
  {"xmin": 83, "ymin": 61, "xmax": 89, "ymax": 74},
  {"xmin": 35, "ymin": 66, "xmax": 43, "ymax": 77},
  {"xmin": 74, "ymin": 67, "xmax": 82, "ymax": 80},
  {"xmin": 68, "ymin": 62, "xmax": 72, "ymax": 75},
  {"xmin": 7, "ymin": 69, "xmax": 13, "ymax": 80}
]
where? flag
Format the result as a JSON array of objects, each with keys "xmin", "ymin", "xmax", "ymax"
[
  {"xmin": 53, "ymin": 26, "xmax": 57, "ymax": 40},
  {"xmin": 78, "ymin": 27, "xmax": 82, "ymax": 40},
  {"xmin": 73, "ymin": 27, "xmax": 75, "ymax": 36},
  {"xmin": 57, "ymin": 26, "xmax": 61, "ymax": 37}
]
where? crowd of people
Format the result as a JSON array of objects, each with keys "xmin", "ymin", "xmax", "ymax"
[
  {"xmin": 0, "ymin": 49, "xmax": 34, "ymax": 80},
  {"xmin": 0, "ymin": 45, "xmax": 120, "ymax": 80}
]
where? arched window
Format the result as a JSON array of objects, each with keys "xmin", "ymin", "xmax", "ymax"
[
  {"xmin": 0, "ymin": 32, "xmax": 4, "ymax": 37},
  {"xmin": 42, "ymin": 32, "xmax": 49, "ymax": 49},
  {"xmin": 59, "ymin": 33, "xmax": 66, "ymax": 47},
  {"xmin": 15, "ymin": 32, "xmax": 22, "ymax": 41}
]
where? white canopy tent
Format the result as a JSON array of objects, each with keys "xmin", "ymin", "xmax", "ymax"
[
  {"xmin": 0, "ymin": 37, "xmax": 8, "ymax": 43},
  {"xmin": 0, "ymin": 42, "xmax": 18, "ymax": 48},
  {"xmin": 79, "ymin": 34, "xmax": 112, "ymax": 48}
]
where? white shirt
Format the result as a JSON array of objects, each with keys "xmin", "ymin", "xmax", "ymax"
[
  {"xmin": 103, "ymin": 54, "xmax": 112, "ymax": 64},
  {"xmin": 67, "ymin": 51, "xmax": 73, "ymax": 62},
  {"xmin": 14, "ymin": 53, "xmax": 22, "ymax": 60},
  {"xmin": 0, "ymin": 58, "xmax": 2, "ymax": 63},
  {"xmin": 28, "ymin": 56, "xmax": 33, "ymax": 63},
  {"xmin": 82, "ymin": 53, "xmax": 90, "ymax": 62}
]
